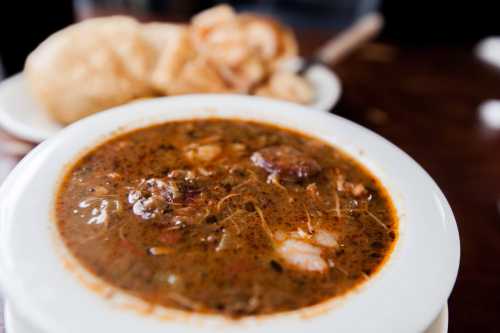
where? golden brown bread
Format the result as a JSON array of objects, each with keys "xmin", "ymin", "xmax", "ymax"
[
  {"xmin": 25, "ymin": 5, "xmax": 312, "ymax": 124},
  {"xmin": 25, "ymin": 16, "xmax": 155, "ymax": 124},
  {"xmin": 141, "ymin": 22, "xmax": 192, "ymax": 94},
  {"xmin": 255, "ymin": 71, "xmax": 314, "ymax": 105}
]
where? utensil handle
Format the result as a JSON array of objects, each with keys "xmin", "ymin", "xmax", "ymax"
[{"xmin": 316, "ymin": 13, "xmax": 384, "ymax": 66}]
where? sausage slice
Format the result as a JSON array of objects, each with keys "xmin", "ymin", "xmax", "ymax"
[{"xmin": 250, "ymin": 145, "xmax": 321, "ymax": 181}]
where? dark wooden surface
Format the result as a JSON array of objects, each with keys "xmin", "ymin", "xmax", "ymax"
[
  {"xmin": 1, "ymin": 35, "xmax": 500, "ymax": 332},
  {"xmin": 328, "ymin": 41, "xmax": 500, "ymax": 333}
]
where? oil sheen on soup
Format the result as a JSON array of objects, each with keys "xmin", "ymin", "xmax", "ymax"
[{"xmin": 56, "ymin": 119, "xmax": 398, "ymax": 317}]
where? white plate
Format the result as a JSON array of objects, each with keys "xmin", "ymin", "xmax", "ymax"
[
  {"xmin": 0, "ymin": 95, "xmax": 459, "ymax": 333},
  {"xmin": 0, "ymin": 74, "xmax": 62, "ymax": 142},
  {"xmin": 0, "ymin": 64, "xmax": 341, "ymax": 143}
]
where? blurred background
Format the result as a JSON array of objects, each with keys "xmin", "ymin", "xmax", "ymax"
[
  {"xmin": 0, "ymin": 1, "xmax": 500, "ymax": 332},
  {"xmin": 1, "ymin": 0, "xmax": 500, "ymax": 75}
]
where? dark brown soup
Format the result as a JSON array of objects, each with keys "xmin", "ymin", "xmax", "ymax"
[{"xmin": 56, "ymin": 119, "xmax": 397, "ymax": 317}]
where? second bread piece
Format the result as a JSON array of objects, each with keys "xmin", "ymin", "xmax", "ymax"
[{"xmin": 25, "ymin": 16, "xmax": 155, "ymax": 124}]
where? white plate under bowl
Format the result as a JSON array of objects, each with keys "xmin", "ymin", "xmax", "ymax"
[
  {"xmin": 0, "ymin": 95, "xmax": 459, "ymax": 333},
  {"xmin": 0, "ymin": 62, "xmax": 341, "ymax": 143}
]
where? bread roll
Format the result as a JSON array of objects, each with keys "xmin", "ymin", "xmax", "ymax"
[
  {"xmin": 141, "ymin": 22, "xmax": 194, "ymax": 94},
  {"xmin": 25, "ymin": 16, "xmax": 154, "ymax": 124},
  {"xmin": 24, "ymin": 6, "xmax": 309, "ymax": 124}
]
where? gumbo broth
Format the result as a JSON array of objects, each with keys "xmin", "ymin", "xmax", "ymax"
[{"xmin": 55, "ymin": 119, "xmax": 397, "ymax": 317}]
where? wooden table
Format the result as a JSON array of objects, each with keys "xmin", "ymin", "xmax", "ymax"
[{"xmin": 0, "ymin": 37, "xmax": 499, "ymax": 332}]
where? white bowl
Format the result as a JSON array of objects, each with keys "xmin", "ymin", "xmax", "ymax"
[
  {"xmin": 0, "ymin": 95, "xmax": 460, "ymax": 333},
  {"xmin": 3, "ymin": 302, "xmax": 450, "ymax": 333}
]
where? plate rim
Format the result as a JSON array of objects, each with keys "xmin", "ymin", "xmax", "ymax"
[
  {"xmin": 0, "ymin": 65, "xmax": 341, "ymax": 143},
  {"xmin": 0, "ymin": 73, "xmax": 61, "ymax": 142}
]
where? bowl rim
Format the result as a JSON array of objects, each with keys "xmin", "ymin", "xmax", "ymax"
[{"xmin": 0, "ymin": 94, "xmax": 460, "ymax": 333}]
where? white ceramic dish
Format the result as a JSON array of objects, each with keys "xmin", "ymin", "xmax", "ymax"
[
  {"xmin": 3, "ymin": 301, "xmax": 449, "ymax": 333},
  {"xmin": 0, "ymin": 73, "xmax": 63, "ymax": 142},
  {"xmin": 0, "ymin": 63, "xmax": 341, "ymax": 142},
  {"xmin": 0, "ymin": 95, "xmax": 459, "ymax": 333}
]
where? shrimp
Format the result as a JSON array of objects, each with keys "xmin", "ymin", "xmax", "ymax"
[
  {"xmin": 185, "ymin": 144, "xmax": 222, "ymax": 163},
  {"xmin": 313, "ymin": 229, "xmax": 338, "ymax": 248},
  {"xmin": 277, "ymin": 239, "xmax": 327, "ymax": 272},
  {"xmin": 275, "ymin": 228, "xmax": 338, "ymax": 272}
]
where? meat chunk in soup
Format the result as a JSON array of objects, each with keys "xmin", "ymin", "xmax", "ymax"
[
  {"xmin": 250, "ymin": 145, "xmax": 321, "ymax": 181},
  {"xmin": 128, "ymin": 176, "xmax": 201, "ymax": 220},
  {"xmin": 128, "ymin": 178, "xmax": 172, "ymax": 220}
]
